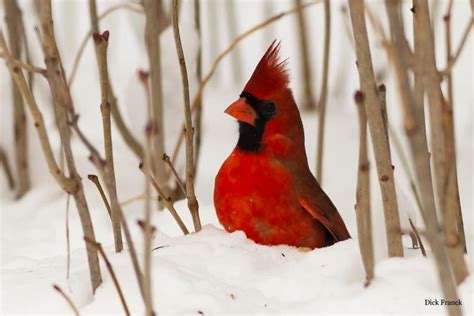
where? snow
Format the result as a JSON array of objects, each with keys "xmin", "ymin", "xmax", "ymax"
[{"xmin": 1, "ymin": 0, "xmax": 473, "ymax": 315}]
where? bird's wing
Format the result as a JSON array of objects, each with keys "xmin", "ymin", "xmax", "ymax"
[{"xmin": 298, "ymin": 177, "xmax": 351, "ymax": 242}]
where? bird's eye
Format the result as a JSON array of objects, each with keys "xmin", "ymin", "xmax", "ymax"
[{"xmin": 262, "ymin": 102, "xmax": 276, "ymax": 114}]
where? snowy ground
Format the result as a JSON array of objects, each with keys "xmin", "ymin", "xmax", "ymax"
[{"xmin": 1, "ymin": 0, "xmax": 473, "ymax": 315}]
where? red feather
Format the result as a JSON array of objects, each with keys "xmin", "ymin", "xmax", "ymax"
[{"xmin": 243, "ymin": 40, "xmax": 289, "ymax": 99}]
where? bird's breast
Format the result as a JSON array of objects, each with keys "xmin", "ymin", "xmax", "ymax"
[{"xmin": 214, "ymin": 150, "xmax": 325, "ymax": 248}]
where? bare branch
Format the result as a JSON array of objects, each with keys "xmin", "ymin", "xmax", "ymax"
[
  {"xmin": 87, "ymin": 0, "xmax": 144, "ymax": 160},
  {"xmin": 315, "ymin": 0, "xmax": 331, "ymax": 182},
  {"xmin": 84, "ymin": 237, "xmax": 131, "ymax": 316},
  {"xmin": 0, "ymin": 52, "xmax": 47, "ymax": 76},
  {"xmin": 349, "ymin": 0, "xmax": 404, "ymax": 257},
  {"xmin": 0, "ymin": 147, "xmax": 15, "ymax": 189},
  {"xmin": 70, "ymin": 32, "xmax": 145, "ymax": 299},
  {"xmin": 408, "ymin": 219, "xmax": 426, "ymax": 257},
  {"xmin": 52, "ymin": 284, "xmax": 80, "ymax": 316},
  {"xmin": 441, "ymin": 16, "xmax": 474, "ymax": 77},
  {"xmin": 65, "ymin": 194, "xmax": 71, "ymax": 278},
  {"xmin": 294, "ymin": 0, "xmax": 316, "ymax": 110},
  {"xmin": 69, "ymin": 2, "xmax": 144, "ymax": 86},
  {"xmin": 139, "ymin": 163, "xmax": 190, "ymax": 235},
  {"xmin": 38, "ymin": 0, "xmax": 102, "ymax": 291},
  {"xmin": 0, "ymin": 33, "xmax": 77, "ymax": 193},
  {"xmin": 88, "ymin": 174, "xmax": 112, "ymax": 219},
  {"xmin": 411, "ymin": 1, "xmax": 463, "ymax": 314},
  {"xmin": 93, "ymin": 31, "xmax": 124, "ymax": 253},
  {"xmin": 163, "ymin": 153, "xmax": 186, "ymax": 196},
  {"xmin": 4, "ymin": 0, "xmax": 31, "ymax": 198},
  {"xmin": 354, "ymin": 91, "xmax": 374, "ymax": 286},
  {"xmin": 141, "ymin": 131, "xmax": 154, "ymax": 316},
  {"xmin": 172, "ymin": 0, "xmax": 202, "ymax": 232},
  {"xmin": 144, "ymin": 0, "xmax": 167, "ymax": 191},
  {"xmin": 193, "ymin": 0, "xmax": 203, "ymax": 180}
]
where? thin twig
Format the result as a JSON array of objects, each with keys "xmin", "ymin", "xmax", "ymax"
[
  {"xmin": 70, "ymin": 39, "xmax": 145, "ymax": 300},
  {"xmin": 144, "ymin": 0, "xmax": 168, "ymax": 193},
  {"xmin": 349, "ymin": 0, "xmax": 403, "ymax": 257},
  {"xmin": 315, "ymin": 0, "xmax": 331, "ymax": 182},
  {"xmin": 86, "ymin": 0, "xmax": 143, "ymax": 160},
  {"xmin": 84, "ymin": 237, "xmax": 131, "ymax": 316},
  {"xmin": 163, "ymin": 153, "xmax": 186, "ymax": 196},
  {"xmin": 0, "ymin": 32, "xmax": 77, "ymax": 193},
  {"xmin": 384, "ymin": 0, "xmax": 416, "ymax": 133},
  {"xmin": 354, "ymin": 91, "xmax": 374, "ymax": 287},
  {"xmin": 443, "ymin": 0, "xmax": 467, "ymax": 255},
  {"xmin": 408, "ymin": 218, "xmax": 426, "ymax": 257},
  {"xmin": 120, "ymin": 194, "xmax": 145, "ymax": 207},
  {"xmin": 193, "ymin": 0, "xmax": 203, "ymax": 183},
  {"xmin": 415, "ymin": 0, "xmax": 468, "ymax": 286},
  {"xmin": 88, "ymin": 174, "xmax": 112, "ymax": 219},
  {"xmin": 141, "ymin": 128, "xmax": 154, "ymax": 316},
  {"xmin": 170, "ymin": 0, "xmax": 322, "ymax": 168},
  {"xmin": 172, "ymin": 0, "xmax": 202, "ymax": 232},
  {"xmin": 294, "ymin": 0, "xmax": 316, "ymax": 110},
  {"xmin": 411, "ymin": 2, "xmax": 463, "ymax": 315},
  {"xmin": 4, "ymin": 0, "xmax": 31, "ymax": 198},
  {"xmin": 69, "ymin": 3, "xmax": 144, "ymax": 86},
  {"xmin": 225, "ymin": 0, "xmax": 243, "ymax": 81},
  {"xmin": 88, "ymin": 0, "xmax": 144, "ymax": 160},
  {"xmin": 440, "ymin": 16, "xmax": 474, "ymax": 77},
  {"xmin": 65, "ymin": 194, "xmax": 71, "ymax": 279},
  {"xmin": 0, "ymin": 147, "xmax": 15, "ymax": 189},
  {"xmin": 93, "ymin": 31, "xmax": 124, "ymax": 253},
  {"xmin": 139, "ymin": 163, "xmax": 190, "ymax": 235},
  {"xmin": 39, "ymin": 0, "xmax": 102, "ymax": 291},
  {"xmin": 0, "ymin": 52, "xmax": 47, "ymax": 76},
  {"xmin": 52, "ymin": 284, "xmax": 80, "ymax": 316}
]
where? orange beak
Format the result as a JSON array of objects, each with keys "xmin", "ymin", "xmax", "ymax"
[{"xmin": 224, "ymin": 98, "xmax": 257, "ymax": 127}]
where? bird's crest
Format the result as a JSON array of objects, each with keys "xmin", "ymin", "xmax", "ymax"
[{"xmin": 243, "ymin": 40, "xmax": 289, "ymax": 99}]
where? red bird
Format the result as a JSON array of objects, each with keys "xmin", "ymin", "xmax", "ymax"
[{"xmin": 214, "ymin": 41, "xmax": 350, "ymax": 249}]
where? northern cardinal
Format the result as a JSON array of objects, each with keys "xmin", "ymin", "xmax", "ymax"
[{"xmin": 214, "ymin": 41, "xmax": 351, "ymax": 249}]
